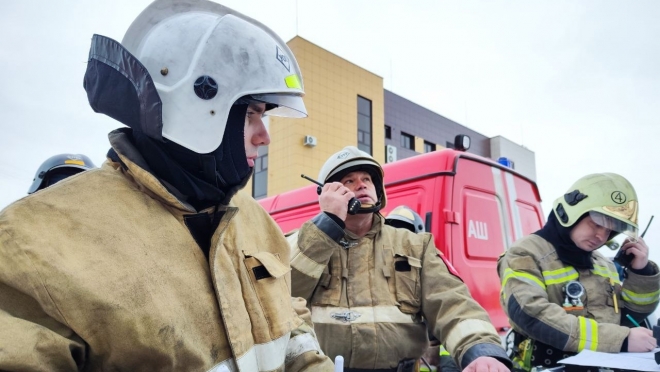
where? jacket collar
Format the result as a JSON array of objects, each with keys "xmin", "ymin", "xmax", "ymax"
[{"xmin": 107, "ymin": 128, "xmax": 200, "ymax": 213}]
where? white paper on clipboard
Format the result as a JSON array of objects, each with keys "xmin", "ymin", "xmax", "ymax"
[{"xmin": 558, "ymin": 348, "xmax": 660, "ymax": 372}]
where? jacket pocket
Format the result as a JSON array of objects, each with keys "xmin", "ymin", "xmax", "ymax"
[
  {"xmin": 393, "ymin": 254, "xmax": 422, "ymax": 314},
  {"xmin": 311, "ymin": 251, "xmax": 342, "ymax": 306},
  {"xmin": 243, "ymin": 252, "xmax": 293, "ymax": 333}
]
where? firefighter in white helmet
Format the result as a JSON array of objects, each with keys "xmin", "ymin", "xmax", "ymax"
[
  {"xmin": 0, "ymin": 0, "xmax": 332, "ymax": 370},
  {"xmin": 498, "ymin": 173, "xmax": 659, "ymax": 371},
  {"xmin": 289, "ymin": 146, "xmax": 511, "ymax": 372}
]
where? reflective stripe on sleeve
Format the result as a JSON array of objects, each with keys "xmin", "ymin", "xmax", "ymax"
[
  {"xmin": 285, "ymin": 332, "xmax": 325, "ymax": 364},
  {"xmin": 592, "ymin": 265, "xmax": 620, "ymax": 284},
  {"xmin": 542, "ymin": 267, "xmax": 578, "ymax": 286},
  {"xmin": 501, "ymin": 268, "xmax": 546, "ymax": 297},
  {"xmin": 290, "ymin": 249, "xmax": 326, "ymax": 279},
  {"xmin": 204, "ymin": 334, "xmax": 295, "ymax": 372},
  {"xmin": 445, "ymin": 319, "xmax": 498, "ymax": 356},
  {"xmin": 207, "ymin": 359, "xmax": 237, "ymax": 372},
  {"xmin": 439, "ymin": 345, "xmax": 451, "ymax": 356},
  {"xmin": 211, "ymin": 333, "xmax": 290, "ymax": 372},
  {"xmin": 253, "ymin": 333, "xmax": 289, "ymax": 371},
  {"xmin": 577, "ymin": 316, "xmax": 598, "ymax": 351},
  {"xmin": 311, "ymin": 305, "xmax": 416, "ymax": 325},
  {"xmin": 622, "ymin": 288, "xmax": 660, "ymax": 305}
]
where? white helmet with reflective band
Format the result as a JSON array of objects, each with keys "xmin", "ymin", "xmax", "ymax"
[
  {"xmin": 122, "ymin": 0, "xmax": 306, "ymax": 154},
  {"xmin": 318, "ymin": 146, "xmax": 386, "ymax": 212}
]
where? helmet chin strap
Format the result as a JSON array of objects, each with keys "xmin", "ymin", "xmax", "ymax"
[{"xmin": 356, "ymin": 199, "xmax": 382, "ymax": 214}]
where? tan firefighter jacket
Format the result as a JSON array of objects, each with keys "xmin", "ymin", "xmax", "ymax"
[
  {"xmin": 0, "ymin": 129, "xmax": 332, "ymax": 372},
  {"xmin": 498, "ymin": 234, "xmax": 660, "ymax": 353},
  {"xmin": 289, "ymin": 212, "xmax": 510, "ymax": 370}
]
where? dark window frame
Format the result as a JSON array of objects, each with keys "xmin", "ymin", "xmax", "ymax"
[
  {"xmin": 424, "ymin": 141, "xmax": 436, "ymax": 153},
  {"xmin": 401, "ymin": 132, "xmax": 414, "ymax": 150},
  {"xmin": 357, "ymin": 96, "xmax": 372, "ymax": 154}
]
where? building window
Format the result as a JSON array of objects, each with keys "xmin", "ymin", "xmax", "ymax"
[
  {"xmin": 385, "ymin": 125, "xmax": 392, "ymax": 140},
  {"xmin": 424, "ymin": 141, "xmax": 436, "ymax": 153},
  {"xmin": 357, "ymin": 96, "xmax": 372, "ymax": 154},
  {"xmin": 252, "ymin": 146, "xmax": 268, "ymax": 199},
  {"xmin": 401, "ymin": 132, "xmax": 414, "ymax": 150}
]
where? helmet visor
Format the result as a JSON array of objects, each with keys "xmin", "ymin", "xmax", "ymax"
[
  {"xmin": 589, "ymin": 211, "xmax": 638, "ymax": 239},
  {"xmin": 250, "ymin": 93, "xmax": 307, "ymax": 118}
]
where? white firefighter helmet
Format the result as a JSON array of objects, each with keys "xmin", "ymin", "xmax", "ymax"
[
  {"xmin": 317, "ymin": 146, "xmax": 386, "ymax": 212},
  {"xmin": 385, "ymin": 205, "xmax": 425, "ymax": 233},
  {"xmin": 552, "ymin": 173, "xmax": 639, "ymax": 239},
  {"xmin": 121, "ymin": 0, "xmax": 306, "ymax": 154}
]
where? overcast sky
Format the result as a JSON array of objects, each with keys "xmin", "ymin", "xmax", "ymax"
[{"xmin": 1, "ymin": 1, "xmax": 659, "ymax": 261}]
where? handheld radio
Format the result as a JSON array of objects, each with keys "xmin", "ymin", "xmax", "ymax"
[
  {"xmin": 614, "ymin": 215, "xmax": 654, "ymax": 268},
  {"xmin": 301, "ymin": 174, "xmax": 361, "ymax": 215}
]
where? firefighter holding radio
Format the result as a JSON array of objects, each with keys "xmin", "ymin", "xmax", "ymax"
[
  {"xmin": 289, "ymin": 146, "xmax": 512, "ymax": 372},
  {"xmin": 498, "ymin": 173, "xmax": 659, "ymax": 371}
]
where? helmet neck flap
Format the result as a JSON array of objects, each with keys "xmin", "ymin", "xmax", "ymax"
[{"xmin": 132, "ymin": 103, "xmax": 252, "ymax": 210}]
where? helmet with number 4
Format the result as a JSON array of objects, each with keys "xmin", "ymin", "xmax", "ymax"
[
  {"xmin": 318, "ymin": 146, "xmax": 386, "ymax": 213},
  {"xmin": 552, "ymin": 173, "xmax": 639, "ymax": 239}
]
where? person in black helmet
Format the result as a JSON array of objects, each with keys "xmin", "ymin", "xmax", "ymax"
[
  {"xmin": 28, "ymin": 153, "xmax": 96, "ymax": 194},
  {"xmin": 288, "ymin": 145, "xmax": 511, "ymax": 372},
  {"xmin": 385, "ymin": 206, "xmax": 461, "ymax": 372},
  {"xmin": 0, "ymin": 0, "xmax": 332, "ymax": 371}
]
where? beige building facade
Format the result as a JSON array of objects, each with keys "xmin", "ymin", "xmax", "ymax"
[{"xmin": 247, "ymin": 37, "xmax": 535, "ymax": 198}]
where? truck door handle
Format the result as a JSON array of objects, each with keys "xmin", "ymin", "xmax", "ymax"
[{"xmin": 443, "ymin": 210, "xmax": 460, "ymax": 224}]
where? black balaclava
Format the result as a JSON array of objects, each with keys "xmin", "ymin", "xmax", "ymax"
[
  {"xmin": 132, "ymin": 103, "xmax": 252, "ymax": 211},
  {"xmin": 535, "ymin": 212, "xmax": 593, "ymax": 269},
  {"xmin": 130, "ymin": 103, "xmax": 253, "ymax": 259}
]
